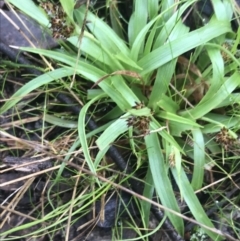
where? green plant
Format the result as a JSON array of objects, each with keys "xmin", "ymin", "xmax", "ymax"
[{"xmin": 1, "ymin": 0, "xmax": 240, "ymax": 240}]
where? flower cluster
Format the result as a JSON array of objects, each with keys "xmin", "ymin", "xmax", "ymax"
[
  {"xmin": 127, "ymin": 102, "xmax": 150, "ymax": 135},
  {"xmin": 40, "ymin": 2, "xmax": 74, "ymax": 38},
  {"xmin": 215, "ymin": 127, "xmax": 236, "ymax": 150}
]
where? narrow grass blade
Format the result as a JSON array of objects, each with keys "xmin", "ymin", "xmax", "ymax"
[
  {"xmin": 7, "ymin": 0, "xmax": 49, "ymax": 26},
  {"xmin": 148, "ymin": 0, "xmax": 159, "ymax": 19},
  {"xmin": 153, "ymin": 1, "xmax": 194, "ymax": 49},
  {"xmin": 59, "ymin": 0, "xmax": 74, "ymax": 19},
  {"xmin": 128, "ymin": 0, "xmax": 148, "ymax": 48},
  {"xmin": 156, "ymin": 111, "xmax": 202, "ymax": 127},
  {"xmin": 145, "ymin": 130, "xmax": 184, "ymax": 235},
  {"xmin": 0, "ymin": 68, "xmax": 73, "ymax": 114},
  {"xmin": 171, "ymin": 167, "xmax": 223, "ymax": 241},
  {"xmin": 191, "ymin": 128, "xmax": 205, "ymax": 190},
  {"xmin": 108, "ymin": 0, "xmax": 125, "ymax": 40},
  {"xmin": 78, "ymin": 95, "xmax": 104, "ymax": 178},
  {"xmin": 96, "ymin": 114, "xmax": 129, "ymax": 151},
  {"xmin": 148, "ymin": 60, "xmax": 177, "ymax": 107},
  {"xmin": 139, "ymin": 21, "xmax": 231, "ymax": 75},
  {"xmin": 141, "ymin": 166, "xmax": 154, "ymax": 228},
  {"xmin": 20, "ymin": 48, "xmax": 139, "ymax": 110},
  {"xmin": 44, "ymin": 114, "xmax": 78, "ymax": 128},
  {"xmin": 206, "ymin": 45, "xmax": 224, "ymax": 90},
  {"xmin": 150, "ymin": 119, "xmax": 183, "ymax": 153},
  {"xmin": 75, "ymin": 6, "xmax": 130, "ymax": 55},
  {"xmin": 181, "ymin": 71, "xmax": 240, "ymax": 119},
  {"xmin": 160, "ymin": 0, "xmax": 176, "ymax": 21},
  {"xmin": 68, "ymin": 36, "xmax": 124, "ymax": 71}
]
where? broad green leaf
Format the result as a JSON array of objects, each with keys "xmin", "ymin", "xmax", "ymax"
[
  {"xmin": 130, "ymin": 9, "xmax": 169, "ymax": 61},
  {"xmin": 168, "ymin": 121, "xmax": 195, "ymax": 137},
  {"xmin": 215, "ymin": 93, "xmax": 240, "ymax": 108},
  {"xmin": 114, "ymin": 52, "xmax": 143, "ymax": 70},
  {"xmin": 172, "ymin": 146, "xmax": 182, "ymax": 177},
  {"xmin": 111, "ymin": 75, "xmax": 140, "ymax": 106},
  {"xmin": 108, "ymin": 0, "xmax": 125, "ymax": 40},
  {"xmin": 205, "ymin": 45, "xmax": 224, "ymax": 91},
  {"xmin": 143, "ymin": 18, "xmax": 160, "ymax": 56},
  {"xmin": 94, "ymin": 146, "xmax": 110, "ymax": 168},
  {"xmin": 211, "ymin": 0, "xmax": 232, "ymax": 21},
  {"xmin": 148, "ymin": 19, "xmax": 188, "ymax": 102},
  {"xmin": 161, "ymin": 0, "xmax": 177, "ymax": 21}
]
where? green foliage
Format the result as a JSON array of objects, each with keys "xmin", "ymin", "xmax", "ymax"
[{"xmin": 1, "ymin": 0, "xmax": 240, "ymax": 240}]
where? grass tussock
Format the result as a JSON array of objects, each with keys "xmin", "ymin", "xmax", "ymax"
[{"xmin": 0, "ymin": 0, "xmax": 240, "ymax": 240}]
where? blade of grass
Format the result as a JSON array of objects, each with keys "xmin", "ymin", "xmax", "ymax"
[
  {"xmin": 108, "ymin": 0, "xmax": 125, "ymax": 40},
  {"xmin": 0, "ymin": 68, "xmax": 74, "ymax": 114},
  {"xmin": 96, "ymin": 114, "xmax": 129, "ymax": 151},
  {"xmin": 191, "ymin": 128, "xmax": 205, "ymax": 190},
  {"xmin": 44, "ymin": 114, "xmax": 78, "ymax": 128},
  {"xmin": 171, "ymin": 167, "xmax": 223, "ymax": 241},
  {"xmin": 59, "ymin": 0, "xmax": 74, "ymax": 19},
  {"xmin": 152, "ymin": 1, "xmax": 193, "ymax": 50},
  {"xmin": 181, "ymin": 71, "xmax": 240, "ymax": 119},
  {"xmin": 145, "ymin": 129, "xmax": 184, "ymax": 236},
  {"xmin": 148, "ymin": 0, "xmax": 159, "ymax": 19},
  {"xmin": 78, "ymin": 94, "xmax": 105, "ymax": 178},
  {"xmin": 68, "ymin": 36, "xmax": 124, "ymax": 71},
  {"xmin": 20, "ymin": 48, "xmax": 139, "ymax": 110},
  {"xmin": 155, "ymin": 111, "xmax": 202, "ymax": 127},
  {"xmin": 128, "ymin": 0, "xmax": 148, "ymax": 48},
  {"xmin": 75, "ymin": 5, "xmax": 130, "ymax": 55},
  {"xmin": 7, "ymin": 0, "xmax": 49, "ymax": 26},
  {"xmin": 151, "ymin": 118, "xmax": 183, "ymax": 153},
  {"xmin": 138, "ymin": 20, "xmax": 231, "ymax": 75},
  {"xmin": 141, "ymin": 166, "xmax": 154, "ymax": 228}
]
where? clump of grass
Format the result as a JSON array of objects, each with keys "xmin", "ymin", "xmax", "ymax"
[{"xmin": 1, "ymin": 0, "xmax": 240, "ymax": 240}]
